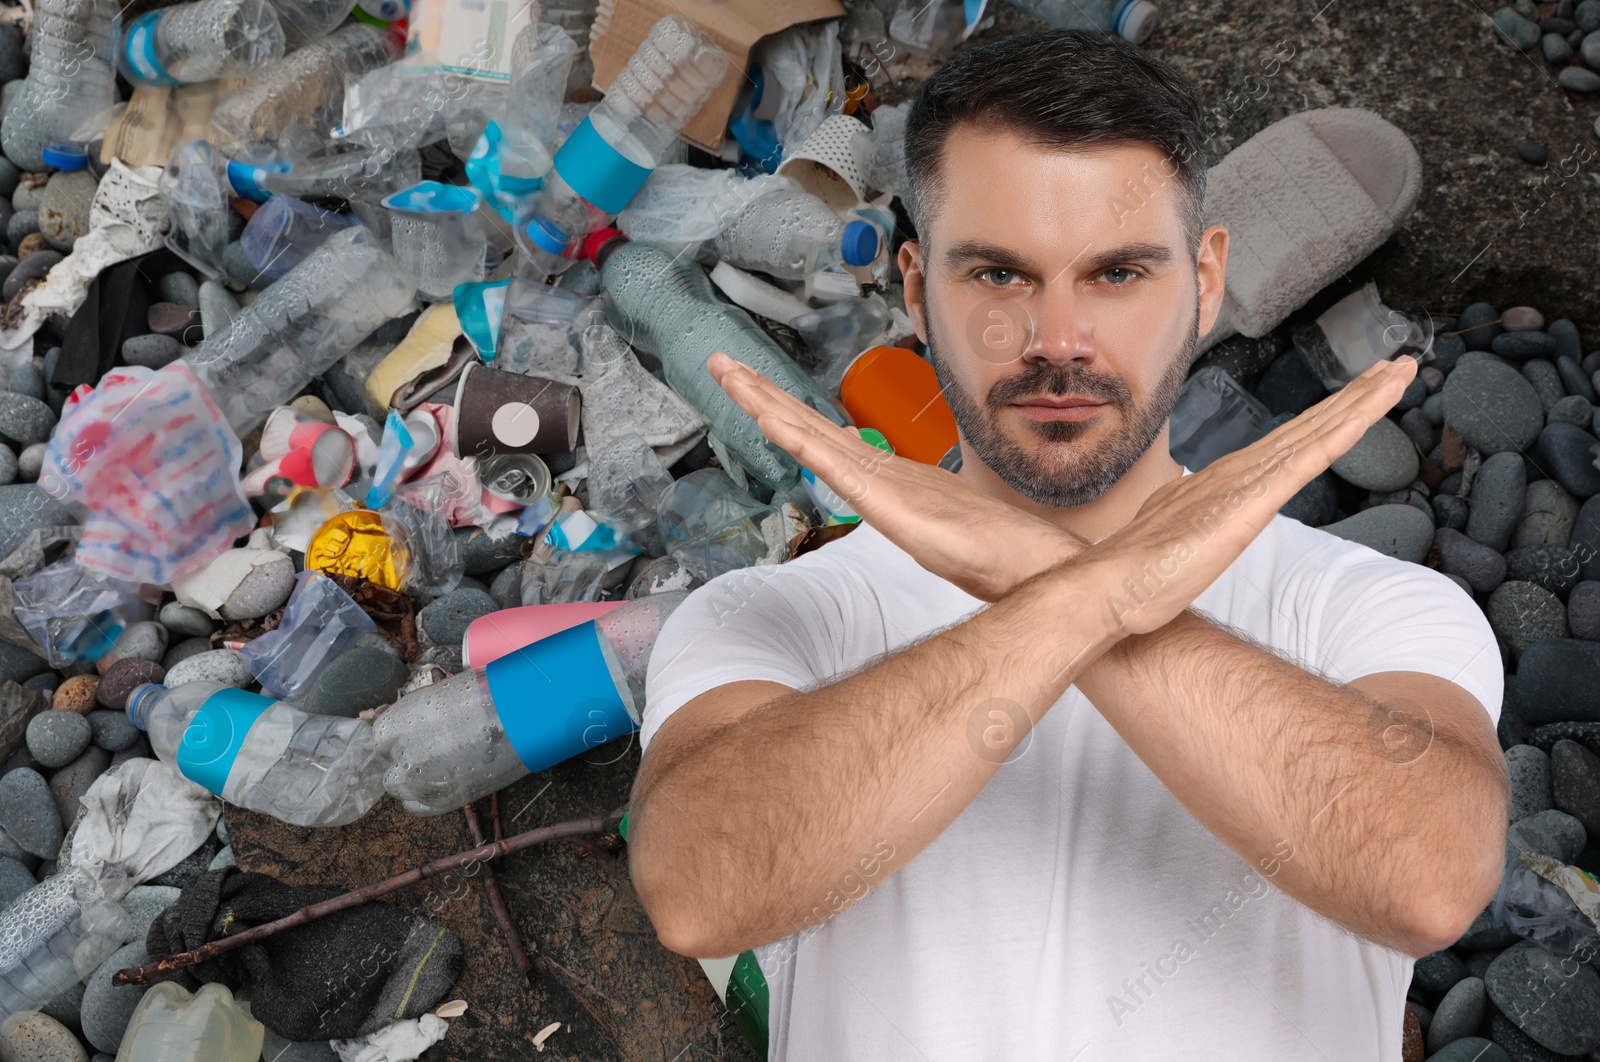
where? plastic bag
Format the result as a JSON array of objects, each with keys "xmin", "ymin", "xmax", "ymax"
[
  {"xmin": 748, "ymin": 23, "xmax": 846, "ymax": 160},
  {"xmin": 240, "ymin": 570, "xmax": 378, "ymax": 700},
  {"xmin": 1490, "ymin": 847, "xmax": 1600, "ymax": 962},
  {"xmin": 11, "ymin": 557, "xmax": 144, "ymax": 666}
]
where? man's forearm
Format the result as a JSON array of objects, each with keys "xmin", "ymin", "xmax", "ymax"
[
  {"xmin": 631, "ymin": 558, "xmax": 1123, "ymax": 958},
  {"xmin": 1072, "ymin": 609, "xmax": 1508, "ymax": 956}
]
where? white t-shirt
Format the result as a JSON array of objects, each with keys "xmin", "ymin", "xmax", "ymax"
[{"xmin": 641, "ymin": 473, "xmax": 1503, "ymax": 1062}]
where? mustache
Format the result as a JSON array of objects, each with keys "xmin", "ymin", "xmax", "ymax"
[{"xmin": 985, "ymin": 362, "xmax": 1132, "ymax": 409}]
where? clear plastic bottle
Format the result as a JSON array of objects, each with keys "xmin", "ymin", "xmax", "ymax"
[
  {"xmin": 127, "ymin": 681, "xmax": 387, "ymax": 828},
  {"xmin": 184, "ymin": 225, "xmax": 416, "ymax": 435},
  {"xmin": 712, "ymin": 188, "xmax": 880, "ymax": 281},
  {"xmin": 116, "ymin": 982, "xmax": 264, "ymax": 1062},
  {"xmin": 269, "ymin": 0, "xmax": 361, "ymax": 46},
  {"xmin": 209, "ymin": 23, "xmax": 401, "ymax": 157},
  {"xmin": 239, "ymin": 193, "xmax": 362, "ymax": 280},
  {"xmin": 161, "ymin": 140, "xmax": 234, "ymax": 282},
  {"xmin": 1002, "ymin": 0, "xmax": 1158, "ymax": 42},
  {"xmin": 0, "ymin": 0, "xmax": 119, "ymax": 171},
  {"xmin": 513, "ymin": 15, "xmax": 728, "ymax": 280},
  {"xmin": 496, "ymin": 21, "xmax": 579, "ymax": 195},
  {"xmin": 0, "ymin": 867, "xmax": 128, "ymax": 1026},
  {"xmin": 225, "ymin": 144, "xmax": 422, "ymax": 206},
  {"xmin": 120, "ymin": 0, "xmax": 286, "ymax": 86},
  {"xmin": 374, "ymin": 592, "xmax": 688, "ymax": 816},
  {"xmin": 590, "ymin": 233, "xmax": 850, "ymax": 492}
]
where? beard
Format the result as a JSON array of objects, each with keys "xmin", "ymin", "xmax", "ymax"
[{"xmin": 927, "ymin": 296, "xmax": 1199, "ymax": 508}]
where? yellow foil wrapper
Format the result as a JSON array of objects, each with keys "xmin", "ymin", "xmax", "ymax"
[{"xmin": 306, "ymin": 510, "xmax": 409, "ymax": 590}]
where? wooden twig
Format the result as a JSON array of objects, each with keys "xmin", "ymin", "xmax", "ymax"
[
  {"xmin": 464, "ymin": 799, "xmax": 535, "ymax": 982},
  {"xmin": 111, "ymin": 807, "xmax": 626, "ymax": 987}
]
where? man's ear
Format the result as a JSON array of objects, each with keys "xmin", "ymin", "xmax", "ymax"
[
  {"xmin": 899, "ymin": 240, "xmax": 928, "ymax": 344},
  {"xmin": 1195, "ymin": 224, "xmax": 1229, "ymax": 339}
]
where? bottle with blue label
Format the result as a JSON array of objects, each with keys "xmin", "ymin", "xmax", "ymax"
[
  {"xmin": 120, "ymin": 0, "xmax": 286, "ymax": 86},
  {"xmin": 1003, "ymin": 0, "xmax": 1157, "ymax": 42},
  {"xmin": 126, "ymin": 681, "xmax": 386, "ymax": 828},
  {"xmin": 373, "ymin": 591, "xmax": 688, "ymax": 816},
  {"xmin": 512, "ymin": 14, "xmax": 728, "ymax": 280}
]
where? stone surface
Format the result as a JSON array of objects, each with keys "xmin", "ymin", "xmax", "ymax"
[
  {"xmin": 1329, "ymin": 416, "xmax": 1419, "ymax": 491},
  {"xmin": 95, "ymin": 621, "xmax": 166, "ymax": 675},
  {"xmin": 0, "ymin": 392, "xmax": 56, "ymax": 448},
  {"xmin": 1508, "ymin": 808, "xmax": 1588, "ymax": 863},
  {"xmin": 302, "ymin": 635, "xmax": 409, "ymax": 719},
  {"xmin": 1513, "ymin": 479, "xmax": 1579, "ymax": 548},
  {"xmin": 1426, "ymin": 1039, "xmax": 1508, "ymax": 1062},
  {"xmin": 120, "ymin": 333, "xmax": 181, "ymax": 370},
  {"xmin": 1468, "ymin": 451, "xmax": 1529, "ymax": 552},
  {"xmin": 84, "ymin": 710, "xmax": 139, "ymax": 752},
  {"xmin": 163, "ymin": 648, "xmax": 252, "ymax": 690},
  {"xmin": 1572, "ymin": 581, "xmax": 1600, "ymax": 640},
  {"xmin": 1485, "ymin": 939, "xmax": 1600, "ymax": 1053},
  {"xmin": 120, "ymin": 885, "xmax": 180, "ymax": 946},
  {"xmin": 417, "ymin": 588, "xmax": 499, "ymax": 649},
  {"xmin": 1437, "ymin": 527, "xmax": 1510, "ymax": 595},
  {"xmin": 1506, "ymin": 744, "xmax": 1553, "ymax": 822},
  {"xmin": 156, "ymin": 601, "xmax": 214, "ymax": 638},
  {"xmin": 220, "ymin": 554, "xmax": 296, "ymax": 620},
  {"xmin": 0, "ymin": 1012, "xmax": 87, "ymax": 1062},
  {"xmin": 1505, "ymin": 544, "xmax": 1582, "ymax": 598},
  {"xmin": 79, "ymin": 940, "xmax": 152, "ymax": 1055},
  {"xmin": 1427, "ymin": 976, "xmax": 1486, "ymax": 1055},
  {"xmin": 50, "ymin": 675, "xmax": 98, "ymax": 715},
  {"xmin": 1442, "ymin": 354, "xmax": 1545, "ymax": 457},
  {"xmin": 1552, "ymin": 738, "xmax": 1600, "ymax": 837},
  {"xmin": 0, "ymin": 767, "xmax": 61, "ymax": 858},
  {"xmin": 47, "ymin": 745, "xmax": 109, "ymax": 826},
  {"xmin": 95, "ymin": 659, "xmax": 163, "ymax": 712},
  {"xmin": 1414, "ymin": 948, "xmax": 1470, "ymax": 994},
  {"xmin": 24, "ymin": 710, "xmax": 90, "ymax": 769},
  {"xmin": 36, "ymin": 170, "xmax": 96, "ymax": 253},
  {"xmin": 1515, "ymin": 640, "xmax": 1600, "ymax": 725},
  {"xmin": 1487, "ymin": 581, "xmax": 1569, "ymax": 661},
  {"xmin": 1319, "ymin": 503, "xmax": 1435, "ymax": 562}
]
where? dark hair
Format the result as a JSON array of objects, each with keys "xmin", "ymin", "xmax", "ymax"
[{"xmin": 904, "ymin": 31, "xmax": 1209, "ymax": 256}]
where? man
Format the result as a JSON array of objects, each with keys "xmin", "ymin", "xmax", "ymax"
[{"xmin": 627, "ymin": 30, "xmax": 1508, "ymax": 1061}]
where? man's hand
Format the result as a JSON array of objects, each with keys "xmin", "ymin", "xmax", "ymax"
[{"xmin": 708, "ymin": 350, "xmax": 1083, "ymax": 601}]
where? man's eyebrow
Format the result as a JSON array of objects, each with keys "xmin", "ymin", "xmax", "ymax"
[
  {"xmin": 941, "ymin": 241, "xmax": 1035, "ymax": 272},
  {"xmin": 1081, "ymin": 242, "xmax": 1174, "ymax": 273}
]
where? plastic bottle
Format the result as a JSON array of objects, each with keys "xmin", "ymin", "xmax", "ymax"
[
  {"xmin": 0, "ymin": 867, "xmax": 127, "ymax": 1027},
  {"xmin": 120, "ymin": 0, "xmax": 286, "ymax": 86},
  {"xmin": 239, "ymin": 193, "xmax": 362, "ymax": 280},
  {"xmin": 225, "ymin": 144, "xmax": 423, "ymax": 206},
  {"xmin": 495, "ymin": 21, "xmax": 579, "ymax": 196},
  {"xmin": 127, "ymin": 681, "xmax": 386, "ymax": 828},
  {"xmin": 161, "ymin": 140, "xmax": 234, "ymax": 282},
  {"xmin": 0, "ymin": 0, "xmax": 118, "ymax": 171},
  {"xmin": 513, "ymin": 15, "xmax": 729, "ymax": 280},
  {"xmin": 712, "ymin": 188, "xmax": 880, "ymax": 281},
  {"xmin": 373, "ymin": 592, "xmax": 688, "ymax": 816},
  {"xmin": 589, "ymin": 231, "xmax": 850, "ymax": 492},
  {"xmin": 1002, "ymin": 0, "xmax": 1158, "ymax": 42},
  {"xmin": 269, "ymin": 0, "xmax": 361, "ymax": 45},
  {"xmin": 209, "ymin": 23, "xmax": 401, "ymax": 157},
  {"xmin": 116, "ymin": 982, "xmax": 265, "ymax": 1062},
  {"xmin": 185, "ymin": 224, "xmax": 415, "ymax": 435}
]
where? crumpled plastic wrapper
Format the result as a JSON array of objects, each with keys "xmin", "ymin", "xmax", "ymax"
[
  {"xmin": 72, "ymin": 758, "xmax": 223, "ymax": 901},
  {"xmin": 0, "ymin": 161, "xmax": 169, "ymax": 368},
  {"xmin": 577, "ymin": 325, "xmax": 705, "ymax": 470},
  {"xmin": 41, "ymin": 361, "xmax": 256, "ymax": 588}
]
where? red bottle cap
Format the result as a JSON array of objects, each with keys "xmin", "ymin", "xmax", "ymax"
[{"xmin": 580, "ymin": 226, "xmax": 625, "ymax": 265}]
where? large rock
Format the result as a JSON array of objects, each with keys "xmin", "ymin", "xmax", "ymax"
[
  {"xmin": 1485, "ymin": 939, "xmax": 1600, "ymax": 1054},
  {"xmin": 79, "ymin": 941, "xmax": 152, "ymax": 1055}
]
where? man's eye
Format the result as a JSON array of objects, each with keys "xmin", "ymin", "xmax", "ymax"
[
  {"xmin": 979, "ymin": 268, "xmax": 1020, "ymax": 286},
  {"xmin": 1099, "ymin": 267, "xmax": 1140, "ymax": 285}
]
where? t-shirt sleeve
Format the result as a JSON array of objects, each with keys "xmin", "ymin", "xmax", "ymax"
[
  {"xmin": 1308, "ymin": 551, "xmax": 1503, "ymax": 728},
  {"xmin": 640, "ymin": 561, "xmax": 848, "ymax": 753}
]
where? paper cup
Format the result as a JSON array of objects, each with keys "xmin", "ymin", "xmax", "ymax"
[
  {"xmin": 451, "ymin": 361, "xmax": 581, "ymax": 458},
  {"xmin": 776, "ymin": 114, "xmax": 873, "ymax": 213}
]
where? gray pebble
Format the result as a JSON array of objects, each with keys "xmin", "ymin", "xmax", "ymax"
[
  {"xmin": 1501, "ymin": 306, "xmax": 1546, "ymax": 331},
  {"xmin": 0, "ymin": 1012, "xmax": 87, "ymax": 1062},
  {"xmin": 0, "ymin": 25, "xmax": 21, "ymax": 84},
  {"xmin": 85, "ymin": 710, "xmax": 139, "ymax": 752},
  {"xmin": 1487, "ymin": 580, "xmax": 1569, "ymax": 662},
  {"xmin": 0, "ymin": 854, "xmax": 33, "ymax": 906},
  {"xmin": 1319, "ymin": 504, "xmax": 1434, "ymax": 563},
  {"xmin": 1550, "ymin": 393, "xmax": 1593, "ymax": 427},
  {"xmin": 1485, "ymin": 939, "xmax": 1600, "ymax": 1053},
  {"xmin": 1467, "ymin": 451, "xmax": 1528, "ymax": 552},
  {"xmin": 417, "ymin": 587, "xmax": 498, "ymax": 648},
  {"xmin": 0, "ymin": 391, "xmax": 56, "ymax": 448},
  {"xmin": 16, "ymin": 441, "xmax": 45, "ymax": 481},
  {"xmin": 119, "ymin": 333, "xmax": 181, "ymax": 370},
  {"xmin": 7, "ymin": 360, "xmax": 43, "ymax": 401},
  {"xmin": 456, "ymin": 527, "xmax": 529, "ymax": 576},
  {"xmin": 1513, "ymin": 478, "xmax": 1578, "ymax": 548},
  {"xmin": 1534, "ymin": 422, "xmax": 1600, "ymax": 498},
  {"xmin": 163, "ymin": 648, "xmax": 252, "ymax": 689},
  {"xmin": 156, "ymin": 272, "xmax": 200, "ymax": 306},
  {"xmin": 1544, "ymin": 30, "xmax": 1575, "ymax": 60},
  {"xmin": 488, "ymin": 562, "xmax": 522, "ymax": 610},
  {"xmin": 1442, "ymin": 352, "xmax": 1545, "ymax": 455},
  {"xmin": 1329, "ymin": 416, "xmax": 1418, "ymax": 492},
  {"xmin": 79, "ymin": 940, "xmax": 152, "ymax": 1054},
  {"xmin": 1559, "ymin": 64, "xmax": 1600, "ymax": 91},
  {"xmin": 120, "ymin": 885, "xmax": 180, "ymax": 946},
  {"xmin": 47, "ymin": 745, "xmax": 109, "ymax": 825},
  {"xmin": 302, "ymin": 633, "xmax": 407, "ymax": 718},
  {"xmin": 1414, "ymin": 948, "xmax": 1469, "ymax": 994},
  {"xmin": 219, "ymin": 554, "xmax": 296, "ymax": 620},
  {"xmin": 1508, "ymin": 808, "xmax": 1587, "ymax": 862},
  {"xmin": 1571, "ymin": 581, "xmax": 1600, "ymax": 640},
  {"xmin": 1493, "ymin": 6, "xmax": 1542, "ymax": 48},
  {"xmin": 9, "ymin": 180, "xmax": 46, "ymax": 215},
  {"xmin": 1552, "ymin": 737, "xmax": 1600, "ymax": 837},
  {"xmin": 96, "ymin": 621, "xmax": 167, "ymax": 674},
  {"xmin": 1427, "ymin": 976, "xmax": 1486, "ymax": 1055},
  {"xmin": 261, "ymin": 1029, "xmax": 340, "ymax": 1062},
  {"xmin": 37, "ymin": 169, "xmax": 96, "ymax": 253},
  {"xmin": 1505, "ymin": 544, "xmax": 1582, "ymax": 598},
  {"xmin": 1426, "ymin": 1039, "xmax": 1508, "ymax": 1062},
  {"xmin": 1507, "ymin": 744, "xmax": 1553, "ymax": 822},
  {"xmin": 4, "ymin": 208, "xmax": 37, "ymax": 250},
  {"xmin": 1432, "ymin": 493, "xmax": 1470, "ymax": 532},
  {"xmin": 161, "ymin": 636, "xmax": 214, "ymax": 672},
  {"xmin": 1580, "ymin": 0, "xmax": 1600, "ymax": 29},
  {"xmin": 156, "ymin": 601, "xmax": 214, "ymax": 638},
  {"xmin": 197, "ymin": 281, "xmax": 239, "ymax": 340},
  {"xmin": 0, "ymin": 767, "xmax": 62, "ymax": 858},
  {"xmin": 24, "ymin": 710, "xmax": 90, "ymax": 769},
  {"xmin": 1522, "ymin": 358, "xmax": 1565, "ymax": 414}
]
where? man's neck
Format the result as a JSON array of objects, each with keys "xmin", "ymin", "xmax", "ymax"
[{"xmin": 954, "ymin": 430, "xmax": 1187, "ymax": 545}]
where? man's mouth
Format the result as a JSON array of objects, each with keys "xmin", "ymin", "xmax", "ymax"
[{"xmin": 1009, "ymin": 396, "xmax": 1107, "ymax": 422}]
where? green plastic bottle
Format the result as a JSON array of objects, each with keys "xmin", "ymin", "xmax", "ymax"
[{"xmin": 620, "ymin": 811, "xmax": 770, "ymax": 1058}]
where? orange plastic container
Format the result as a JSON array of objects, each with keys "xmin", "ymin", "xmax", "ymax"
[{"xmin": 838, "ymin": 346, "xmax": 960, "ymax": 466}]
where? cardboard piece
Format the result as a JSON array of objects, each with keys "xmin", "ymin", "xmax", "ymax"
[
  {"xmin": 100, "ymin": 79, "xmax": 250, "ymax": 168},
  {"xmin": 588, "ymin": 0, "xmax": 845, "ymax": 154}
]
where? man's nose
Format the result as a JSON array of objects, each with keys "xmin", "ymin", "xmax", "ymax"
[{"xmin": 1020, "ymin": 282, "xmax": 1096, "ymax": 367}]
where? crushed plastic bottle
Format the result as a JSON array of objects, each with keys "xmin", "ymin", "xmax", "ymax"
[
  {"xmin": 185, "ymin": 225, "xmax": 416, "ymax": 435},
  {"xmin": 712, "ymin": 188, "xmax": 880, "ymax": 281},
  {"xmin": 209, "ymin": 22, "xmax": 401, "ymax": 157},
  {"xmin": 225, "ymin": 144, "xmax": 423, "ymax": 207},
  {"xmin": 0, "ymin": 0, "xmax": 119, "ymax": 171},
  {"xmin": 128, "ymin": 680, "xmax": 387, "ymax": 828},
  {"xmin": 120, "ymin": 0, "xmax": 286, "ymax": 86},
  {"xmin": 591, "ymin": 231, "xmax": 849, "ymax": 492},
  {"xmin": 116, "ymin": 982, "xmax": 265, "ymax": 1062},
  {"xmin": 0, "ymin": 867, "xmax": 128, "ymax": 1026},
  {"xmin": 240, "ymin": 193, "xmax": 362, "ymax": 280},
  {"xmin": 513, "ymin": 15, "xmax": 729, "ymax": 279},
  {"xmin": 373, "ymin": 592, "xmax": 688, "ymax": 815}
]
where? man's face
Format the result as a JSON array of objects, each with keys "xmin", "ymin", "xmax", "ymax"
[{"xmin": 902, "ymin": 127, "xmax": 1218, "ymax": 509}]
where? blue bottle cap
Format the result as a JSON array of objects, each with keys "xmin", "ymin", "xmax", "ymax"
[
  {"xmin": 525, "ymin": 215, "xmax": 571, "ymax": 256},
  {"xmin": 173, "ymin": 687, "xmax": 277, "ymax": 797},
  {"xmin": 41, "ymin": 143, "xmax": 88, "ymax": 171},
  {"xmin": 841, "ymin": 220, "xmax": 879, "ymax": 267}
]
